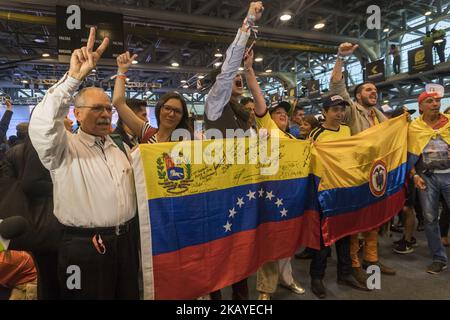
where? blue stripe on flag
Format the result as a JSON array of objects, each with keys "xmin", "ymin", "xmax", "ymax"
[
  {"xmin": 149, "ymin": 177, "xmax": 315, "ymax": 255},
  {"xmin": 318, "ymin": 162, "xmax": 407, "ymax": 218}
]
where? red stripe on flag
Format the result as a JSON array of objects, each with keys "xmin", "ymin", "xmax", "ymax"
[
  {"xmin": 153, "ymin": 210, "xmax": 319, "ymax": 299},
  {"xmin": 321, "ymin": 189, "xmax": 405, "ymax": 246}
]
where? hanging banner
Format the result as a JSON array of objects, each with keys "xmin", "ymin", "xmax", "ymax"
[
  {"xmin": 408, "ymin": 46, "xmax": 433, "ymax": 74},
  {"xmin": 56, "ymin": 5, "xmax": 124, "ymax": 61},
  {"xmin": 307, "ymin": 80, "xmax": 320, "ymax": 99},
  {"xmin": 366, "ymin": 59, "xmax": 385, "ymax": 82}
]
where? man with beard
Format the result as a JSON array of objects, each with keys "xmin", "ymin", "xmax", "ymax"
[
  {"xmin": 29, "ymin": 27, "xmax": 139, "ymax": 299},
  {"xmin": 329, "ymin": 42, "xmax": 396, "ymax": 287}
]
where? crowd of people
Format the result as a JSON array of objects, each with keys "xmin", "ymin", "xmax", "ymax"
[{"xmin": 0, "ymin": 1, "xmax": 449, "ymax": 300}]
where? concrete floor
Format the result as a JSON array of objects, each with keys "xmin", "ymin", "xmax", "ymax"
[{"xmin": 222, "ymin": 230, "xmax": 450, "ymax": 300}]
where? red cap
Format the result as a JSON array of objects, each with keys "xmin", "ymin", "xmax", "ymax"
[{"xmin": 418, "ymin": 92, "xmax": 439, "ymax": 104}]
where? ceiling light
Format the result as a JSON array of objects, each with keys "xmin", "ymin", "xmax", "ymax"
[
  {"xmin": 383, "ymin": 100, "xmax": 389, "ymax": 103},
  {"xmin": 214, "ymin": 62, "xmax": 222, "ymax": 67},
  {"xmin": 182, "ymin": 84, "xmax": 189, "ymax": 89},
  {"xmin": 171, "ymin": 62, "xmax": 179, "ymax": 67},
  {"xmin": 254, "ymin": 57, "xmax": 263, "ymax": 62},
  {"xmin": 42, "ymin": 53, "xmax": 50, "ymax": 58},
  {"xmin": 180, "ymin": 80, "xmax": 187, "ymax": 84},
  {"xmin": 34, "ymin": 38, "xmax": 46, "ymax": 43},
  {"xmin": 291, "ymin": 67, "xmax": 296, "ymax": 71},
  {"xmin": 198, "ymin": 75, "xmax": 205, "ymax": 79},
  {"xmin": 434, "ymin": 39, "xmax": 444, "ymax": 44},
  {"xmin": 280, "ymin": 14, "xmax": 292, "ymax": 21},
  {"xmin": 383, "ymin": 28, "xmax": 389, "ymax": 33},
  {"xmin": 91, "ymin": 69, "xmax": 96, "ymax": 73},
  {"xmin": 238, "ymin": 67, "xmax": 244, "ymax": 71},
  {"xmin": 214, "ymin": 52, "xmax": 223, "ymax": 58},
  {"xmin": 314, "ymin": 22, "xmax": 325, "ymax": 29},
  {"xmin": 21, "ymin": 80, "xmax": 29, "ymax": 84},
  {"xmin": 132, "ymin": 60, "xmax": 138, "ymax": 65},
  {"xmin": 265, "ymin": 69, "xmax": 272, "ymax": 73},
  {"xmin": 424, "ymin": 11, "xmax": 432, "ymax": 16},
  {"xmin": 126, "ymin": 78, "xmax": 130, "ymax": 82}
]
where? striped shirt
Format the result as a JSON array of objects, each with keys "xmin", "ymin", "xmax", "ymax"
[{"xmin": 309, "ymin": 124, "xmax": 351, "ymax": 142}]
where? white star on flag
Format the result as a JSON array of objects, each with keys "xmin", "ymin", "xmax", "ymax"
[
  {"xmin": 266, "ymin": 191, "xmax": 274, "ymax": 201},
  {"xmin": 228, "ymin": 207, "xmax": 237, "ymax": 218},
  {"xmin": 236, "ymin": 197, "xmax": 245, "ymax": 208},
  {"xmin": 280, "ymin": 208, "xmax": 288, "ymax": 217},
  {"xmin": 224, "ymin": 221, "xmax": 232, "ymax": 232},
  {"xmin": 246, "ymin": 190, "xmax": 256, "ymax": 200},
  {"xmin": 258, "ymin": 188, "xmax": 265, "ymax": 197},
  {"xmin": 275, "ymin": 198, "xmax": 283, "ymax": 207}
]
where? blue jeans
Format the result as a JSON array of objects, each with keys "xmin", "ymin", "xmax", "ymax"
[{"xmin": 418, "ymin": 172, "xmax": 450, "ymax": 264}]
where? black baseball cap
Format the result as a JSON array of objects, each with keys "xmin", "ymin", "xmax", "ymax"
[
  {"xmin": 322, "ymin": 95, "xmax": 350, "ymax": 108},
  {"xmin": 391, "ymin": 106, "xmax": 416, "ymax": 118},
  {"xmin": 269, "ymin": 101, "xmax": 292, "ymax": 114}
]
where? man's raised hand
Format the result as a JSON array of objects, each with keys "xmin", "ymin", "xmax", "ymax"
[
  {"xmin": 248, "ymin": 1, "xmax": 264, "ymax": 21},
  {"xmin": 68, "ymin": 27, "xmax": 109, "ymax": 81},
  {"xmin": 337, "ymin": 42, "xmax": 359, "ymax": 58}
]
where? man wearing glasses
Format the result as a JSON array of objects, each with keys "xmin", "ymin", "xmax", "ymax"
[{"xmin": 29, "ymin": 27, "xmax": 140, "ymax": 299}]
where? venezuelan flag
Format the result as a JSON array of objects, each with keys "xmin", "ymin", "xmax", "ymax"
[
  {"xmin": 407, "ymin": 113, "xmax": 450, "ymax": 169},
  {"xmin": 132, "ymin": 137, "xmax": 320, "ymax": 299},
  {"xmin": 312, "ymin": 115, "xmax": 408, "ymax": 246}
]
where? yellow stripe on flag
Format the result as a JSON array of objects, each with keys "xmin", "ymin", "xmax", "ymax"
[
  {"xmin": 138, "ymin": 137, "xmax": 311, "ymax": 200},
  {"xmin": 312, "ymin": 115, "xmax": 408, "ymax": 191}
]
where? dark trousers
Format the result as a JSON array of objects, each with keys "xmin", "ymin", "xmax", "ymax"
[
  {"xmin": 57, "ymin": 219, "xmax": 140, "ymax": 300},
  {"xmin": 310, "ymin": 235, "xmax": 352, "ymax": 280},
  {"xmin": 393, "ymin": 56, "xmax": 401, "ymax": 74},
  {"xmin": 415, "ymin": 189, "xmax": 424, "ymax": 224},
  {"xmin": 210, "ymin": 278, "xmax": 248, "ymax": 300},
  {"xmin": 440, "ymin": 196, "xmax": 450, "ymax": 237},
  {"xmin": 434, "ymin": 41, "xmax": 447, "ymax": 63},
  {"xmin": 33, "ymin": 252, "xmax": 60, "ymax": 299}
]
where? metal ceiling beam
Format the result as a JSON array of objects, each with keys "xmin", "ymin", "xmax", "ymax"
[
  {"xmin": 7, "ymin": 56, "xmax": 213, "ymax": 74},
  {"xmin": 5, "ymin": 0, "xmax": 370, "ymax": 45},
  {"xmin": 193, "ymin": 0, "xmax": 219, "ymax": 15},
  {"xmin": 0, "ymin": 11, "xmax": 338, "ymax": 54},
  {"xmin": 382, "ymin": 11, "xmax": 450, "ymax": 42}
]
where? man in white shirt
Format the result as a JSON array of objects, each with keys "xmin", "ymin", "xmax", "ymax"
[{"xmin": 29, "ymin": 27, "xmax": 139, "ymax": 299}]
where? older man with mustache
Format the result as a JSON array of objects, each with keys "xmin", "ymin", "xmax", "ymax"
[{"xmin": 29, "ymin": 27, "xmax": 140, "ymax": 299}]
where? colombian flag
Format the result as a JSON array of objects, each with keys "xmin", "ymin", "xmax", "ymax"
[
  {"xmin": 132, "ymin": 137, "xmax": 320, "ymax": 299},
  {"xmin": 407, "ymin": 113, "xmax": 450, "ymax": 169},
  {"xmin": 312, "ymin": 115, "xmax": 408, "ymax": 246}
]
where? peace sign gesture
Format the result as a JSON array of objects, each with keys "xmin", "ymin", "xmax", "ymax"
[{"xmin": 68, "ymin": 27, "xmax": 109, "ymax": 81}]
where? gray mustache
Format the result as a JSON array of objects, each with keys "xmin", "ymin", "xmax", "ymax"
[{"xmin": 97, "ymin": 119, "xmax": 111, "ymax": 125}]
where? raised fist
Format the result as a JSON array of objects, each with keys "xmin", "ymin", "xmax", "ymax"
[{"xmin": 338, "ymin": 42, "xmax": 359, "ymax": 57}]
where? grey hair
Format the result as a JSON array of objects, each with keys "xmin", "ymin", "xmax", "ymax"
[{"xmin": 73, "ymin": 87, "xmax": 108, "ymax": 108}]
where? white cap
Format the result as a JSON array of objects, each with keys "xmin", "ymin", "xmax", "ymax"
[{"xmin": 425, "ymin": 83, "xmax": 445, "ymax": 98}]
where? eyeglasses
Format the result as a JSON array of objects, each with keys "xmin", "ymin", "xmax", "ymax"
[
  {"xmin": 77, "ymin": 104, "xmax": 116, "ymax": 114},
  {"xmin": 162, "ymin": 104, "xmax": 183, "ymax": 116}
]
